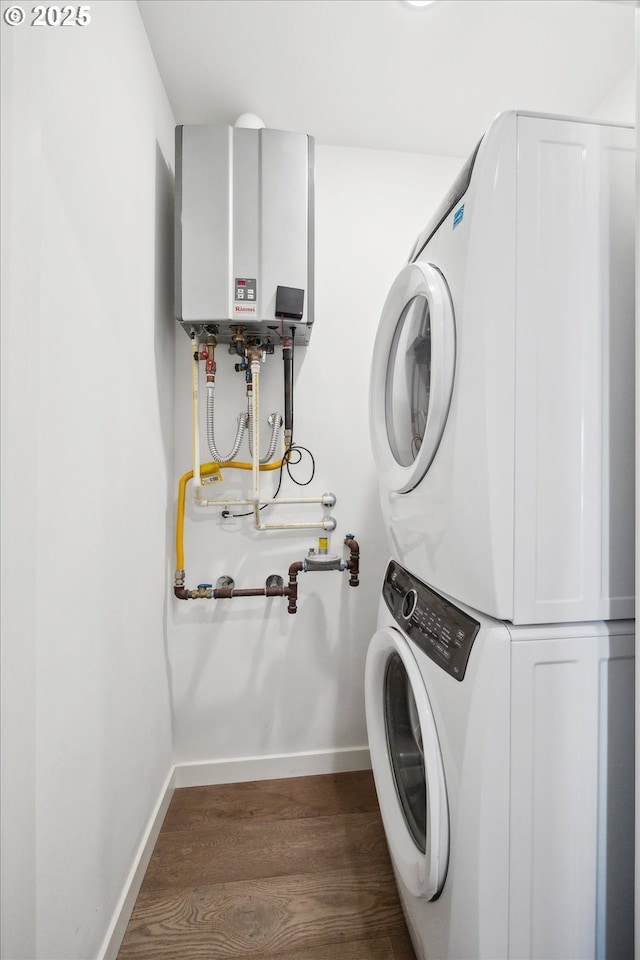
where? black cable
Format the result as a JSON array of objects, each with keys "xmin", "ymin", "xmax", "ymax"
[
  {"xmin": 222, "ymin": 444, "xmax": 315, "ymax": 518},
  {"xmin": 284, "ymin": 443, "xmax": 315, "ymax": 486}
]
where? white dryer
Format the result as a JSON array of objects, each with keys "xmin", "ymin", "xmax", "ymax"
[
  {"xmin": 369, "ymin": 110, "xmax": 635, "ymax": 624},
  {"xmin": 365, "ymin": 559, "xmax": 635, "ymax": 960}
]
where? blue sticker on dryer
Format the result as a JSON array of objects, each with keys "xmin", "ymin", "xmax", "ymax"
[{"xmin": 453, "ymin": 204, "xmax": 465, "ymax": 228}]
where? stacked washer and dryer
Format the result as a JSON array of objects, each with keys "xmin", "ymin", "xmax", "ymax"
[{"xmin": 365, "ymin": 110, "xmax": 635, "ymax": 960}]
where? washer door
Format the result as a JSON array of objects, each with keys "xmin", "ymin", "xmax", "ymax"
[
  {"xmin": 365, "ymin": 625, "xmax": 449, "ymax": 900},
  {"xmin": 370, "ymin": 261, "xmax": 455, "ymax": 494}
]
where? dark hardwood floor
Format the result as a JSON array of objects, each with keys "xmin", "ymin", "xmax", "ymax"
[{"xmin": 117, "ymin": 770, "xmax": 417, "ymax": 960}]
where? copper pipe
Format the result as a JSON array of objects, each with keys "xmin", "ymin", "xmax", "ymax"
[
  {"xmin": 173, "ymin": 540, "xmax": 359, "ymax": 610},
  {"xmin": 344, "ymin": 536, "xmax": 360, "ymax": 586},
  {"xmin": 213, "ymin": 586, "xmax": 285, "ymax": 599},
  {"xmin": 174, "ymin": 565, "xmax": 303, "ymax": 612},
  {"xmin": 287, "ymin": 560, "xmax": 304, "ymax": 614},
  {"xmin": 206, "ymin": 335, "xmax": 217, "ymax": 382}
]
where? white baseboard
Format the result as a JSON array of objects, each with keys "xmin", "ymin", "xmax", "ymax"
[
  {"xmin": 99, "ymin": 767, "xmax": 176, "ymax": 960},
  {"xmin": 174, "ymin": 746, "xmax": 371, "ymax": 788},
  {"xmin": 99, "ymin": 747, "xmax": 371, "ymax": 958}
]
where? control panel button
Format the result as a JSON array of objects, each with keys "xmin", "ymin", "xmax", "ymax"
[{"xmin": 401, "ymin": 589, "xmax": 418, "ymax": 621}]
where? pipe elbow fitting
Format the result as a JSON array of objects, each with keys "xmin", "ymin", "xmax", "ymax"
[
  {"xmin": 288, "ymin": 560, "xmax": 304, "ymax": 581},
  {"xmin": 286, "ymin": 560, "xmax": 304, "ymax": 614},
  {"xmin": 344, "ymin": 536, "xmax": 360, "ymax": 587}
]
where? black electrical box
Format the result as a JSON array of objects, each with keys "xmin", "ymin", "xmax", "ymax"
[{"xmin": 275, "ymin": 286, "xmax": 305, "ymax": 320}]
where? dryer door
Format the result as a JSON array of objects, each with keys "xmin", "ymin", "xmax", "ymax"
[
  {"xmin": 365, "ymin": 625, "xmax": 449, "ymax": 900},
  {"xmin": 370, "ymin": 262, "xmax": 455, "ymax": 494}
]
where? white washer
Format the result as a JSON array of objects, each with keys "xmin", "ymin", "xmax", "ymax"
[
  {"xmin": 369, "ymin": 110, "xmax": 635, "ymax": 624},
  {"xmin": 365, "ymin": 559, "xmax": 635, "ymax": 960}
]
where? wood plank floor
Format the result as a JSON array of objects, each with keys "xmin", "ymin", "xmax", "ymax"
[{"xmin": 117, "ymin": 770, "xmax": 417, "ymax": 960}]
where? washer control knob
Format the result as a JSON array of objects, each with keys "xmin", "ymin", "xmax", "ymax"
[{"xmin": 401, "ymin": 589, "xmax": 418, "ymax": 621}]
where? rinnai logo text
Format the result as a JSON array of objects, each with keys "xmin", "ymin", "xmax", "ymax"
[{"xmin": 235, "ymin": 305, "xmax": 256, "ymax": 313}]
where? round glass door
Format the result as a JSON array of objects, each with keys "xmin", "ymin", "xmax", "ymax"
[
  {"xmin": 365, "ymin": 626, "xmax": 449, "ymax": 900},
  {"xmin": 370, "ymin": 261, "xmax": 455, "ymax": 494},
  {"xmin": 385, "ymin": 295, "xmax": 432, "ymax": 469},
  {"xmin": 385, "ymin": 651, "xmax": 427, "ymax": 852}
]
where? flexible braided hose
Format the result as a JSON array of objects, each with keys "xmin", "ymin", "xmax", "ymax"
[
  {"xmin": 247, "ymin": 392, "xmax": 283, "ymax": 464},
  {"xmin": 206, "ymin": 384, "xmax": 248, "ymax": 463}
]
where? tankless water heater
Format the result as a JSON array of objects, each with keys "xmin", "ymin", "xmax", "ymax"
[{"xmin": 175, "ymin": 123, "xmax": 314, "ymax": 344}]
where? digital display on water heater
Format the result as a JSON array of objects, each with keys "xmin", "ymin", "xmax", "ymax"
[{"xmin": 234, "ymin": 278, "xmax": 256, "ymax": 301}]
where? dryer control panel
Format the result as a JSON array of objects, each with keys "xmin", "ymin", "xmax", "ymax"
[{"xmin": 383, "ymin": 560, "xmax": 480, "ymax": 681}]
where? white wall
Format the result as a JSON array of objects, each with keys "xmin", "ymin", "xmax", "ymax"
[
  {"xmin": 0, "ymin": 2, "xmax": 175, "ymax": 957},
  {"xmin": 592, "ymin": 65, "xmax": 635, "ymax": 121},
  {"xmin": 169, "ymin": 145, "xmax": 463, "ymax": 782},
  {"xmin": 635, "ymin": 10, "xmax": 639, "ymax": 959}
]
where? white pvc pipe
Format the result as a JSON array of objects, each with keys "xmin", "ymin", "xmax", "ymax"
[
  {"xmin": 256, "ymin": 520, "xmax": 335, "ymax": 532},
  {"xmin": 251, "ymin": 359, "xmax": 260, "ymax": 501},
  {"xmin": 192, "ymin": 338, "xmax": 201, "ymax": 488},
  {"xmin": 197, "ymin": 496, "xmax": 333, "ymax": 507}
]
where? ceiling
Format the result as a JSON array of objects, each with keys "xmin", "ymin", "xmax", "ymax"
[{"xmin": 137, "ymin": 0, "xmax": 636, "ymax": 160}]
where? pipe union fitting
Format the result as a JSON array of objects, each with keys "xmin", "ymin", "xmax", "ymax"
[
  {"xmin": 321, "ymin": 492, "xmax": 337, "ymax": 508},
  {"xmin": 321, "ymin": 516, "xmax": 337, "ymax": 531}
]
